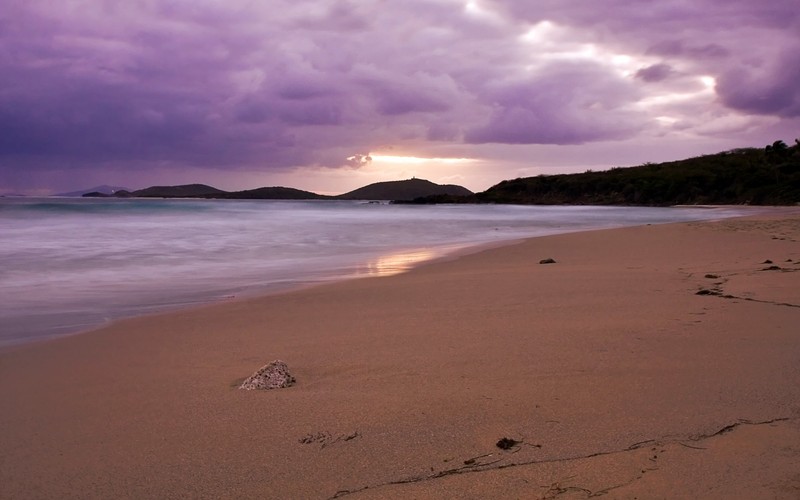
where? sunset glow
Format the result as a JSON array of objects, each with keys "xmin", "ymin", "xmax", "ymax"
[{"xmin": 370, "ymin": 155, "xmax": 477, "ymax": 165}]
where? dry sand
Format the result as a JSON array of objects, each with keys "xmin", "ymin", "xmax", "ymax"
[{"xmin": 2, "ymin": 211, "xmax": 799, "ymax": 499}]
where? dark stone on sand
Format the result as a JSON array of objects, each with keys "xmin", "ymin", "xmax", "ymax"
[
  {"xmin": 496, "ymin": 437, "xmax": 519, "ymax": 450},
  {"xmin": 696, "ymin": 289, "xmax": 720, "ymax": 296},
  {"xmin": 761, "ymin": 265, "xmax": 782, "ymax": 271},
  {"xmin": 763, "ymin": 259, "xmax": 773, "ymax": 264},
  {"xmin": 704, "ymin": 274, "xmax": 719, "ymax": 279},
  {"xmin": 539, "ymin": 258, "xmax": 557, "ymax": 264},
  {"xmin": 239, "ymin": 360, "xmax": 296, "ymax": 390}
]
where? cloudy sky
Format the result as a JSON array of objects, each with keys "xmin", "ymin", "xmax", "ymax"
[{"xmin": 1, "ymin": 0, "xmax": 798, "ymax": 195}]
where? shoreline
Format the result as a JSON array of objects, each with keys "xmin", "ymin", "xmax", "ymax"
[
  {"xmin": 1, "ymin": 204, "xmax": 767, "ymax": 351},
  {"xmin": 0, "ymin": 237, "xmax": 512, "ymax": 353},
  {"xmin": 2, "ymin": 210, "xmax": 799, "ymax": 498}
]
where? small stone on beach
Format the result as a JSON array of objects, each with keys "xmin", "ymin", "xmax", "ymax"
[
  {"xmin": 239, "ymin": 360, "xmax": 295, "ymax": 390},
  {"xmin": 539, "ymin": 258, "xmax": 557, "ymax": 264},
  {"xmin": 496, "ymin": 437, "xmax": 519, "ymax": 450}
]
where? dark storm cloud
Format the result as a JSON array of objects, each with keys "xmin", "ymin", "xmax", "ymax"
[
  {"xmin": 0, "ymin": 66, "xmax": 208, "ymax": 160},
  {"xmin": 1, "ymin": 0, "xmax": 798, "ymax": 191}
]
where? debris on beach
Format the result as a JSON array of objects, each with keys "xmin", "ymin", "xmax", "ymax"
[
  {"xmin": 239, "ymin": 360, "xmax": 296, "ymax": 390},
  {"xmin": 496, "ymin": 437, "xmax": 519, "ymax": 450},
  {"xmin": 539, "ymin": 258, "xmax": 557, "ymax": 264},
  {"xmin": 299, "ymin": 431, "xmax": 361, "ymax": 449}
]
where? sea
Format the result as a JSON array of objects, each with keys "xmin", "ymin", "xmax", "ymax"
[{"xmin": 0, "ymin": 198, "xmax": 753, "ymax": 347}]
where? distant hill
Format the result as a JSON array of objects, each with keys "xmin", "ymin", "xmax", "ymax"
[
  {"xmin": 59, "ymin": 185, "xmax": 131, "ymax": 197},
  {"xmin": 404, "ymin": 140, "xmax": 800, "ymax": 206},
  {"xmin": 336, "ymin": 178, "xmax": 473, "ymax": 201},
  {"xmin": 81, "ymin": 178, "xmax": 474, "ymax": 201},
  {"xmin": 213, "ymin": 187, "xmax": 332, "ymax": 200},
  {"xmin": 131, "ymin": 184, "xmax": 226, "ymax": 198}
]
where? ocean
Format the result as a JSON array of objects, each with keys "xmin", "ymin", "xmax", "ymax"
[{"xmin": 0, "ymin": 198, "xmax": 751, "ymax": 347}]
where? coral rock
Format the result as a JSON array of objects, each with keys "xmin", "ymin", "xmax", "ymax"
[{"xmin": 239, "ymin": 360, "xmax": 296, "ymax": 390}]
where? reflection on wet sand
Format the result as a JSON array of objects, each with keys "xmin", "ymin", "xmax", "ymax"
[{"xmin": 360, "ymin": 248, "xmax": 440, "ymax": 277}]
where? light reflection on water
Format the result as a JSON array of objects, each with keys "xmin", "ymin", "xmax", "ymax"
[{"xmin": 361, "ymin": 248, "xmax": 441, "ymax": 277}]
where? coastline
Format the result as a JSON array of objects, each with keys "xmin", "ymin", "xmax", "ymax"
[
  {"xmin": 0, "ymin": 237, "xmax": 513, "ymax": 352},
  {"xmin": 1, "ymin": 210, "xmax": 799, "ymax": 498},
  {"xmin": 2, "ymin": 202, "xmax": 757, "ymax": 350},
  {"xmin": 10, "ymin": 199, "xmax": 753, "ymax": 350}
]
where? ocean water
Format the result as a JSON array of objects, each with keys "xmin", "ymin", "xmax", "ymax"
[{"xmin": 0, "ymin": 198, "xmax": 751, "ymax": 347}]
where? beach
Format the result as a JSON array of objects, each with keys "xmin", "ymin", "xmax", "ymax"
[{"xmin": 1, "ymin": 211, "xmax": 799, "ymax": 498}]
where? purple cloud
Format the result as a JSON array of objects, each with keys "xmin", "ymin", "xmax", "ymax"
[
  {"xmin": 465, "ymin": 61, "xmax": 642, "ymax": 144},
  {"xmin": 635, "ymin": 64, "xmax": 675, "ymax": 83},
  {"xmin": 646, "ymin": 40, "xmax": 729, "ymax": 60},
  {"xmin": 1, "ymin": 0, "xmax": 799, "ymax": 193},
  {"xmin": 717, "ymin": 47, "xmax": 800, "ymax": 117}
]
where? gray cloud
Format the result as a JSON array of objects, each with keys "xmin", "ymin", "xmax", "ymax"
[
  {"xmin": 635, "ymin": 63, "xmax": 675, "ymax": 83},
  {"xmin": 466, "ymin": 61, "xmax": 642, "ymax": 144},
  {"xmin": 1, "ymin": 0, "xmax": 798, "ymax": 192},
  {"xmin": 716, "ymin": 47, "xmax": 800, "ymax": 117}
]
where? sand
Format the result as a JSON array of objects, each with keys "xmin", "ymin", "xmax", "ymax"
[{"xmin": 1, "ymin": 211, "xmax": 799, "ymax": 499}]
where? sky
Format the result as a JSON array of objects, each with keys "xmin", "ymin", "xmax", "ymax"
[{"xmin": 1, "ymin": 0, "xmax": 799, "ymax": 195}]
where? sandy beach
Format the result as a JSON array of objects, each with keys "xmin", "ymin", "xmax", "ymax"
[{"xmin": 2, "ymin": 211, "xmax": 799, "ymax": 499}]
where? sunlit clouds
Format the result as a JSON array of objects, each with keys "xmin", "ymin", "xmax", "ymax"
[
  {"xmin": 370, "ymin": 155, "xmax": 476, "ymax": 165},
  {"xmin": 1, "ymin": 0, "xmax": 798, "ymax": 194}
]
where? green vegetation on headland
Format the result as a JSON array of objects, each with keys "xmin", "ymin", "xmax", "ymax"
[
  {"xmin": 404, "ymin": 139, "xmax": 800, "ymax": 206},
  {"xmin": 82, "ymin": 178, "xmax": 472, "ymax": 202}
]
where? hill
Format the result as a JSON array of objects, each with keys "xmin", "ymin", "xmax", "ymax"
[
  {"xmin": 404, "ymin": 140, "xmax": 800, "ymax": 206},
  {"xmin": 213, "ymin": 187, "xmax": 331, "ymax": 200},
  {"xmin": 130, "ymin": 184, "xmax": 227, "ymax": 198},
  {"xmin": 337, "ymin": 178, "xmax": 473, "ymax": 201},
  {"xmin": 59, "ymin": 185, "xmax": 131, "ymax": 197},
  {"xmin": 78, "ymin": 178, "xmax": 472, "ymax": 202}
]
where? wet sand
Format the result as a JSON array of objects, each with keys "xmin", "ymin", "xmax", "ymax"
[{"xmin": 2, "ymin": 211, "xmax": 799, "ymax": 498}]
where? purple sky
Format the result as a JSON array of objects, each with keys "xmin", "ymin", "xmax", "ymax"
[{"xmin": 2, "ymin": 0, "xmax": 799, "ymax": 195}]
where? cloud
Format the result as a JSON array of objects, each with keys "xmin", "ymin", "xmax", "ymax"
[
  {"xmin": 345, "ymin": 154, "xmax": 373, "ymax": 168},
  {"xmin": 1, "ymin": 0, "xmax": 799, "ymax": 192},
  {"xmin": 635, "ymin": 64, "xmax": 675, "ymax": 83},
  {"xmin": 716, "ymin": 47, "xmax": 800, "ymax": 117},
  {"xmin": 465, "ymin": 61, "xmax": 642, "ymax": 144},
  {"xmin": 293, "ymin": 2, "xmax": 371, "ymax": 32},
  {"xmin": 645, "ymin": 40, "xmax": 729, "ymax": 59}
]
